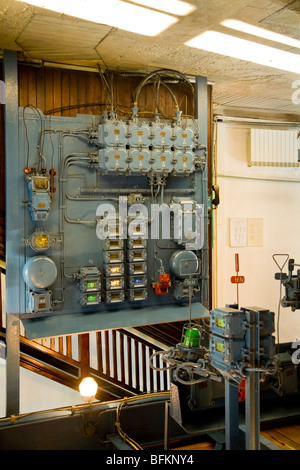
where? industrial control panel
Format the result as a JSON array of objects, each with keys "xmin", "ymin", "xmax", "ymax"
[{"xmin": 7, "ymin": 85, "xmax": 209, "ymax": 337}]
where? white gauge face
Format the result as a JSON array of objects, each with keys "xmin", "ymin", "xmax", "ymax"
[{"xmin": 23, "ymin": 256, "xmax": 57, "ymax": 290}]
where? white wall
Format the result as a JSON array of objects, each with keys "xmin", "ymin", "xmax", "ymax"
[
  {"xmin": 0, "ymin": 359, "xmax": 87, "ymax": 418},
  {"xmin": 213, "ymin": 121, "xmax": 300, "ymax": 343}
]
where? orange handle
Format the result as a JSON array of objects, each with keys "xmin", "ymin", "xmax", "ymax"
[{"xmin": 235, "ymin": 253, "xmax": 239, "ymax": 273}]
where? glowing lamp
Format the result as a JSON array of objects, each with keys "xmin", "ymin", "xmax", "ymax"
[{"xmin": 79, "ymin": 377, "xmax": 98, "ymax": 403}]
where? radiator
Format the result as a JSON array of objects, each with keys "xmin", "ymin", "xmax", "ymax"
[{"xmin": 249, "ymin": 128, "xmax": 299, "ymax": 167}]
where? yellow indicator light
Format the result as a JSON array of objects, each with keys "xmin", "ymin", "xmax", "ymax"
[
  {"xmin": 216, "ymin": 318, "xmax": 226, "ymax": 328},
  {"xmin": 35, "ymin": 234, "xmax": 49, "ymax": 248},
  {"xmin": 137, "ymin": 131, "xmax": 144, "ymax": 135},
  {"xmin": 114, "ymin": 154, "xmax": 120, "ymax": 159},
  {"xmin": 182, "ymin": 133, "xmax": 187, "ymax": 138},
  {"xmin": 38, "ymin": 203, "xmax": 46, "ymax": 208},
  {"xmin": 110, "ymin": 266, "xmax": 121, "ymax": 273},
  {"xmin": 160, "ymin": 132, "xmax": 166, "ymax": 136},
  {"xmin": 161, "ymin": 156, "xmax": 166, "ymax": 161},
  {"xmin": 114, "ymin": 129, "xmax": 120, "ymax": 135},
  {"xmin": 182, "ymin": 156, "xmax": 188, "ymax": 162},
  {"xmin": 111, "ymin": 280, "xmax": 120, "ymax": 287},
  {"xmin": 138, "ymin": 155, "xmax": 144, "ymax": 160},
  {"xmin": 216, "ymin": 342, "xmax": 225, "ymax": 353}
]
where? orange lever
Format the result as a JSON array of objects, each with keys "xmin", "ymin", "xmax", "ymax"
[
  {"xmin": 153, "ymin": 274, "xmax": 171, "ymax": 295},
  {"xmin": 235, "ymin": 253, "xmax": 239, "ymax": 273}
]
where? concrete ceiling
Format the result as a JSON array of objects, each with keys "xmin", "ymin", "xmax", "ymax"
[{"xmin": 0, "ymin": 0, "xmax": 300, "ymax": 119}]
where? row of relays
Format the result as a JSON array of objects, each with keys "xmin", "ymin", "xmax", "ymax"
[{"xmin": 77, "ymin": 215, "xmax": 148, "ymax": 306}]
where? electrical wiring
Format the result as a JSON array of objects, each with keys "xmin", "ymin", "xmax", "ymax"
[
  {"xmin": 44, "ymin": 102, "xmax": 108, "ymax": 116},
  {"xmin": 22, "ymin": 104, "xmax": 44, "ymax": 169},
  {"xmin": 0, "ymin": 404, "xmax": 79, "ymax": 424},
  {"xmin": 0, "ymin": 391, "xmax": 169, "ymax": 424},
  {"xmin": 133, "ymin": 68, "xmax": 194, "ymax": 107},
  {"xmin": 97, "ymin": 64, "xmax": 114, "ymax": 110},
  {"xmin": 114, "ymin": 392, "xmax": 170, "ymax": 450},
  {"xmin": 42, "ymin": 68, "xmax": 195, "ymax": 120},
  {"xmin": 23, "ymin": 104, "xmax": 61, "ymax": 171}
]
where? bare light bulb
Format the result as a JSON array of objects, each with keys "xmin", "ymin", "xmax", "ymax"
[{"xmin": 79, "ymin": 377, "xmax": 98, "ymax": 403}]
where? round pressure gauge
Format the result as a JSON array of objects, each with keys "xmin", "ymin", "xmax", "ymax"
[
  {"xmin": 169, "ymin": 250, "xmax": 199, "ymax": 279},
  {"xmin": 23, "ymin": 256, "xmax": 57, "ymax": 290}
]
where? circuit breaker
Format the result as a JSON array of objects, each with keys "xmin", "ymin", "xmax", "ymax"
[
  {"xmin": 210, "ymin": 307, "xmax": 275, "ymax": 381},
  {"xmin": 25, "ymin": 172, "xmax": 52, "ymax": 221}
]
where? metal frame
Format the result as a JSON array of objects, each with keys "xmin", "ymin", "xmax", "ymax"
[
  {"xmin": 3, "ymin": 50, "xmax": 21, "ymax": 416},
  {"xmin": 195, "ymin": 77, "xmax": 209, "ymax": 310}
]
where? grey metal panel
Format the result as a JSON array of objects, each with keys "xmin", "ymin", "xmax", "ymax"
[
  {"xmin": 4, "ymin": 50, "xmax": 22, "ymax": 315},
  {"xmin": 22, "ymin": 302, "xmax": 210, "ymax": 340},
  {"xmin": 8, "ymin": 78, "xmax": 209, "ymax": 338},
  {"xmin": 3, "ymin": 50, "xmax": 21, "ymax": 417},
  {"xmin": 195, "ymin": 76, "xmax": 209, "ymax": 309}
]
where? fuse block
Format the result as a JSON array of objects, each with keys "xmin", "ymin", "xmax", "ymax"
[
  {"xmin": 97, "ymin": 117, "xmax": 200, "ymax": 176},
  {"xmin": 78, "ymin": 266, "xmax": 102, "ymax": 307},
  {"xmin": 26, "ymin": 173, "xmax": 52, "ymax": 221},
  {"xmin": 209, "ymin": 307, "xmax": 275, "ymax": 381}
]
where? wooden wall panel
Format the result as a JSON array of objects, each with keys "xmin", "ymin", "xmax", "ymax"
[
  {"xmin": 53, "ymin": 69, "xmax": 62, "ymax": 116},
  {"xmin": 17, "ymin": 65, "xmax": 195, "ymax": 118},
  {"xmin": 0, "ymin": 65, "xmax": 5, "ymax": 262}
]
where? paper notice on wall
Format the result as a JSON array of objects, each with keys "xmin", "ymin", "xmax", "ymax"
[
  {"xmin": 230, "ymin": 218, "xmax": 247, "ymax": 247},
  {"xmin": 230, "ymin": 218, "xmax": 263, "ymax": 247},
  {"xmin": 247, "ymin": 218, "xmax": 263, "ymax": 247}
]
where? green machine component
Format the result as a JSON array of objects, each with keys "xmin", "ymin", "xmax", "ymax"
[{"xmin": 183, "ymin": 327, "xmax": 201, "ymax": 348}]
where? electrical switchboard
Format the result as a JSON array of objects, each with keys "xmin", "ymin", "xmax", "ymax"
[{"xmin": 7, "ymin": 72, "xmax": 209, "ymax": 338}]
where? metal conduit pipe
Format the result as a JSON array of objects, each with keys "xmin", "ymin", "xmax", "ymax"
[{"xmin": 133, "ymin": 69, "xmax": 194, "ymax": 110}]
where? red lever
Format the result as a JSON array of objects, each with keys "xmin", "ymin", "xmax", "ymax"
[
  {"xmin": 235, "ymin": 253, "xmax": 239, "ymax": 273},
  {"xmin": 153, "ymin": 274, "xmax": 171, "ymax": 295},
  {"xmin": 238, "ymin": 379, "xmax": 246, "ymax": 402}
]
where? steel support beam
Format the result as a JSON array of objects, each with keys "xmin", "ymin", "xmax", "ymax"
[
  {"xmin": 195, "ymin": 76, "xmax": 209, "ymax": 309},
  {"xmin": 3, "ymin": 50, "xmax": 20, "ymax": 416},
  {"xmin": 225, "ymin": 379, "xmax": 240, "ymax": 450},
  {"xmin": 245, "ymin": 309, "xmax": 261, "ymax": 450},
  {"xmin": 164, "ymin": 401, "xmax": 170, "ymax": 450}
]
